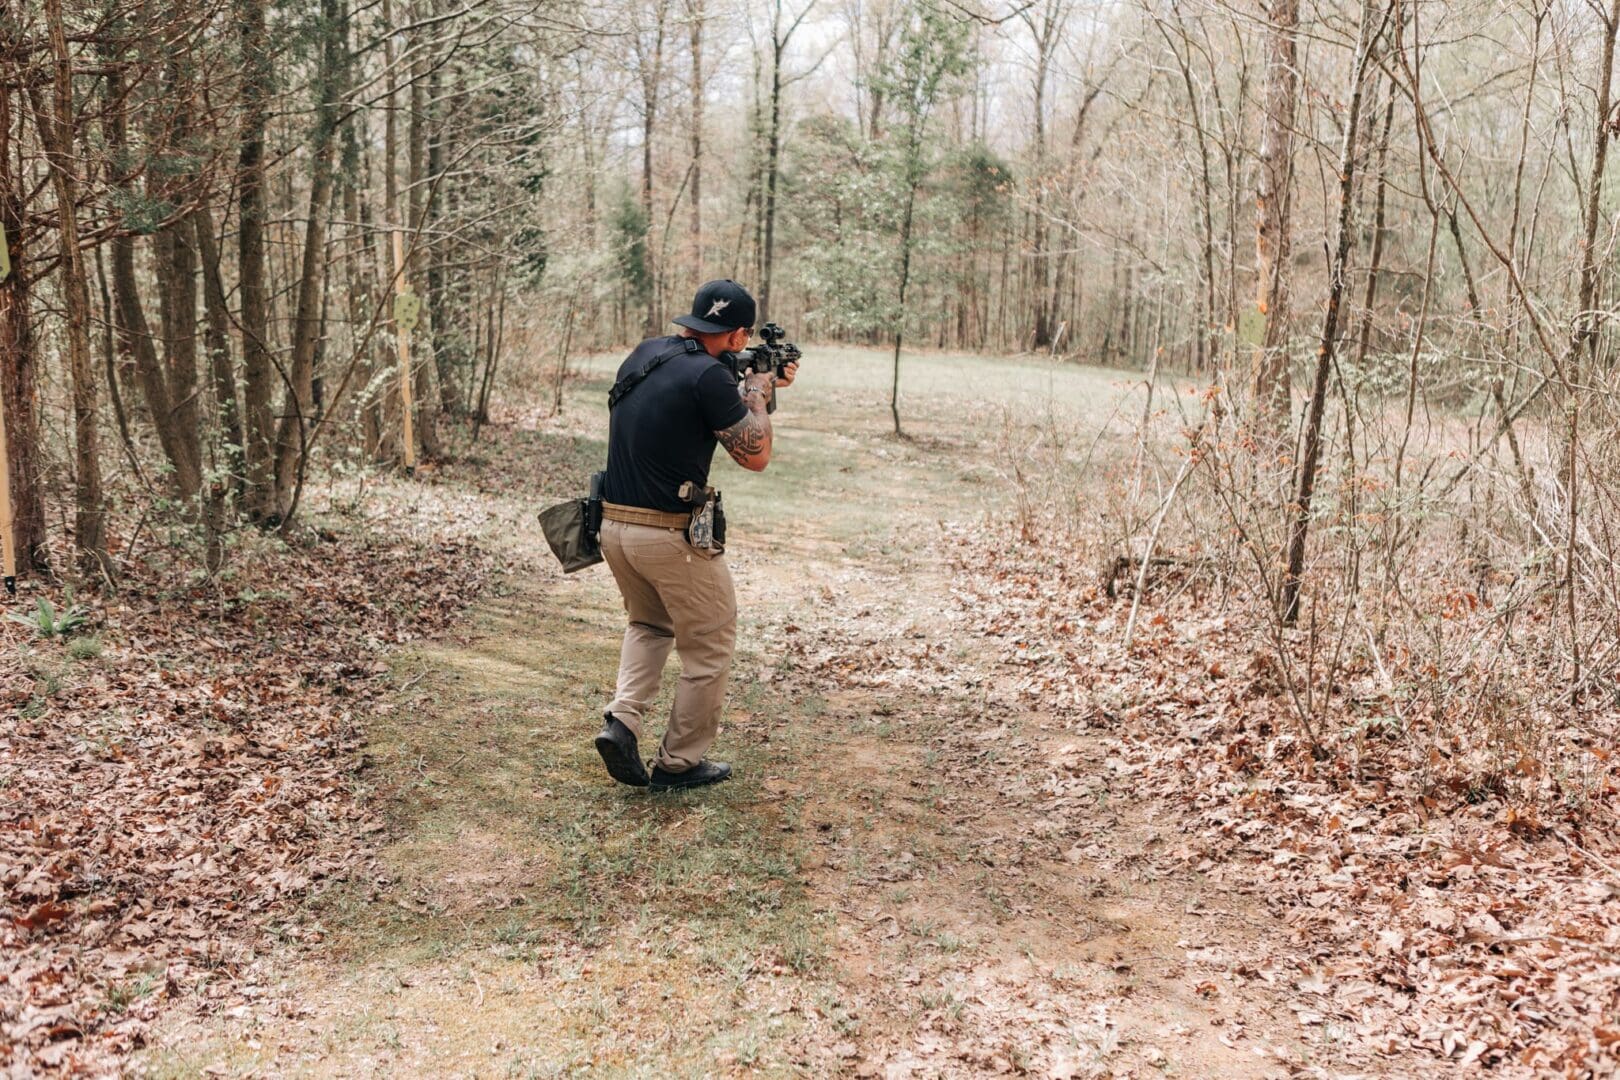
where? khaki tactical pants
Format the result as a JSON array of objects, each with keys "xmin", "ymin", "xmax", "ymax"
[{"xmin": 600, "ymin": 519, "xmax": 738, "ymax": 772}]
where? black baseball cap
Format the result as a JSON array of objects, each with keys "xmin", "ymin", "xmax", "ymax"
[{"xmin": 672, "ymin": 279, "xmax": 757, "ymax": 334}]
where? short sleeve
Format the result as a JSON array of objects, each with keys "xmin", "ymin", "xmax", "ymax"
[{"xmin": 696, "ymin": 363, "xmax": 748, "ymax": 432}]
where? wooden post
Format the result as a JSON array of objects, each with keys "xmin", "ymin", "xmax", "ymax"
[
  {"xmin": 0, "ymin": 354, "xmax": 15, "ymax": 594},
  {"xmin": 392, "ymin": 229, "xmax": 417, "ymax": 476},
  {"xmin": 0, "ymin": 226, "xmax": 14, "ymax": 594}
]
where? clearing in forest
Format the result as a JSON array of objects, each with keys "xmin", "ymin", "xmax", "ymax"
[{"xmin": 132, "ymin": 347, "xmax": 1599, "ymax": 1078}]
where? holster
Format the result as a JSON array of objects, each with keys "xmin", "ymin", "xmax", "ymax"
[
  {"xmin": 678, "ymin": 481, "xmax": 725, "ymax": 556},
  {"xmin": 587, "ymin": 470, "xmax": 606, "ymax": 545}
]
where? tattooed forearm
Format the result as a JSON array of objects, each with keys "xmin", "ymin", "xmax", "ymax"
[{"xmin": 716, "ymin": 411, "xmax": 771, "ymax": 468}]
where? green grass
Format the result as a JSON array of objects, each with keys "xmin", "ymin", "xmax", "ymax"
[
  {"xmin": 567, "ymin": 343, "xmax": 1137, "ymax": 546},
  {"xmin": 67, "ymin": 634, "xmax": 102, "ymax": 660}
]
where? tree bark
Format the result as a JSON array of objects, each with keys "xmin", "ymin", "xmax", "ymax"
[
  {"xmin": 638, "ymin": 0, "xmax": 669, "ymax": 334},
  {"xmin": 272, "ymin": 0, "xmax": 345, "ymax": 518},
  {"xmin": 891, "ymin": 185, "xmax": 916, "ymax": 438},
  {"xmin": 407, "ymin": 4, "xmax": 441, "ymax": 459},
  {"xmin": 426, "ymin": 39, "xmax": 460, "ymax": 416},
  {"xmin": 1279, "ymin": 0, "xmax": 1388, "ymax": 626},
  {"xmin": 147, "ymin": 16, "xmax": 206, "ymax": 507},
  {"xmin": 237, "ymin": 0, "xmax": 276, "ymax": 521},
  {"xmin": 102, "ymin": 66, "xmax": 205, "ymax": 507},
  {"xmin": 377, "ymin": 0, "xmax": 404, "ymax": 462},
  {"xmin": 34, "ymin": 0, "xmax": 107, "ymax": 576},
  {"xmin": 0, "ymin": 85, "xmax": 48, "ymax": 576},
  {"xmin": 687, "ymin": 0, "xmax": 703, "ymax": 270},
  {"xmin": 195, "ymin": 207, "xmax": 245, "ymax": 495},
  {"xmin": 760, "ymin": 5, "xmax": 786, "ymax": 324},
  {"xmin": 1252, "ymin": 0, "xmax": 1299, "ymax": 428},
  {"xmin": 1572, "ymin": 0, "xmax": 1620, "ymax": 378}
]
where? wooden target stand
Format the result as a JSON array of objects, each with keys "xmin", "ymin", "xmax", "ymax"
[{"xmin": 0, "ymin": 226, "xmax": 15, "ymax": 594}]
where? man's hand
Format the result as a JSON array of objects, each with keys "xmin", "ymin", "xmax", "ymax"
[
  {"xmin": 742, "ymin": 370, "xmax": 775, "ymax": 400},
  {"xmin": 774, "ymin": 360, "xmax": 799, "ymax": 388}
]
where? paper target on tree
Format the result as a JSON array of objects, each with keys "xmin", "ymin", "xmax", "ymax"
[{"xmin": 394, "ymin": 287, "xmax": 421, "ymax": 333}]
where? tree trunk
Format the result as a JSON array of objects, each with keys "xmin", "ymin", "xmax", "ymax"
[
  {"xmin": 761, "ymin": 26, "xmax": 784, "ymax": 324},
  {"xmin": 426, "ymin": 42, "xmax": 460, "ymax": 416},
  {"xmin": 1279, "ymin": 0, "xmax": 1387, "ymax": 626},
  {"xmin": 890, "ymin": 102, "xmax": 927, "ymax": 438},
  {"xmin": 891, "ymin": 187, "xmax": 915, "ymax": 438},
  {"xmin": 377, "ymin": 0, "xmax": 404, "ymax": 463},
  {"xmin": 34, "ymin": 0, "xmax": 107, "ymax": 577},
  {"xmin": 1022, "ymin": 1, "xmax": 1062, "ymax": 349},
  {"xmin": 237, "ymin": 0, "xmax": 275, "ymax": 521},
  {"xmin": 357, "ymin": 139, "xmax": 397, "ymax": 462},
  {"xmin": 150, "ymin": 226, "xmax": 205, "ymax": 502},
  {"xmin": 1159, "ymin": 6, "xmax": 1217, "ymax": 373},
  {"xmin": 1351, "ymin": 83, "xmax": 1396, "ymax": 370},
  {"xmin": 1572, "ymin": 0, "xmax": 1620, "ymax": 378},
  {"xmin": 407, "ymin": 2, "xmax": 441, "ymax": 459},
  {"xmin": 640, "ymin": 0, "xmax": 668, "ymax": 334},
  {"xmin": 1252, "ymin": 0, "xmax": 1299, "ymax": 428},
  {"xmin": 193, "ymin": 206, "xmax": 239, "ymax": 569},
  {"xmin": 146, "ymin": 19, "xmax": 206, "ymax": 508},
  {"xmin": 272, "ymin": 0, "xmax": 344, "ymax": 519},
  {"xmin": 687, "ymin": 0, "xmax": 703, "ymax": 270},
  {"xmin": 195, "ymin": 207, "xmax": 245, "ymax": 495},
  {"xmin": 0, "ymin": 86, "xmax": 48, "ymax": 577},
  {"xmin": 102, "ymin": 63, "xmax": 205, "ymax": 507}
]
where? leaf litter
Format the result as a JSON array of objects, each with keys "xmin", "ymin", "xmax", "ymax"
[
  {"xmin": 943, "ymin": 524, "xmax": 1620, "ymax": 1076},
  {"xmin": 1, "ymin": 528, "xmax": 497, "ymax": 1076}
]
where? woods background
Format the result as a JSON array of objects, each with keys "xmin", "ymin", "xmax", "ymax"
[
  {"xmin": 1, "ymin": 0, "xmax": 1617, "ymax": 770},
  {"xmin": 3, "ymin": 0, "xmax": 1620, "ymax": 1071}
]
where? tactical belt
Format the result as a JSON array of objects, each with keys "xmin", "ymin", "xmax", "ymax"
[{"xmin": 602, "ymin": 502, "xmax": 690, "ymax": 530}]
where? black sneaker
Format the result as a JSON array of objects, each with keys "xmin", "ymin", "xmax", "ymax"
[
  {"xmin": 594, "ymin": 714, "xmax": 650, "ymax": 787},
  {"xmin": 648, "ymin": 760, "xmax": 732, "ymax": 792}
]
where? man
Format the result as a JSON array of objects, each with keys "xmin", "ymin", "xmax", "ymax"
[{"xmin": 593, "ymin": 280, "xmax": 798, "ymax": 791}]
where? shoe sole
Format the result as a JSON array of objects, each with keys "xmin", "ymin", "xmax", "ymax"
[
  {"xmin": 649, "ymin": 771, "xmax": 732, "ymax": 793},
  {"xmin": 594, "ymin": 732, "xmax": 650, "ymax": 787}
]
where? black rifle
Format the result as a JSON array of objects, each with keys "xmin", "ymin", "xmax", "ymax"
[{"xmin": 723, "ymin": 322, "xmax": 802, "ymax": 381}]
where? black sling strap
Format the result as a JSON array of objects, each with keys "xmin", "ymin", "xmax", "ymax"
[{"xmin": 607, "ymin": 337, "xmax": 703, "ymax": 409}]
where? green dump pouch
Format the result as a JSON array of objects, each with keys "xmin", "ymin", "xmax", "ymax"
[{"xmin": 539, "ymin": 471, "xmax": 606, "ymax": 573}]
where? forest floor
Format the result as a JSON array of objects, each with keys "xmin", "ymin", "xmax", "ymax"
[{"xmin": 118, "ymin": 347, "xmax": 1609, "ymax": 1078}]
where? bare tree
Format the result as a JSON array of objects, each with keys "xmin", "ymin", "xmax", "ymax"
[
  {"xmin": 1251, "ymin": 0, "xmax": 1298, "ymax": 427},
  {"xmin": 758, "ymin": 0, "xmax": 819, "ymax": 324},
  {"xmin": 34, "ymin": 0, "xmax": 106, "ymax": 575},
  {"xmin": 1278, "ymin": 0, "xmax": 1394, "ymax": 625}
]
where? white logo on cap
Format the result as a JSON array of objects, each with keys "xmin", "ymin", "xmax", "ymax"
[{"xmin": 706, "ymin": 298, "xmax": 732, "ymax": 318}]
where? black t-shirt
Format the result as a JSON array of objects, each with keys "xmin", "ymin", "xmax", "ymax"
[{"xmin": 603, "ymin": 336, "xmax": 748, "ymax": 513}]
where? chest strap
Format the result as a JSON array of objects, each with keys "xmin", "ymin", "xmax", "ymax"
[
  {"xmin": 607, "ymin": 337, "xmax": 703, "ymax": 409},
  {"xmin": 602, "ymin": 502, "xmax": 691, "ymax": 530}
]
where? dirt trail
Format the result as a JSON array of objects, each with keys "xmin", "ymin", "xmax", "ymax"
[
  {"xmin": 754, "ymin": 547, "xmax": 1313, "ymax": 1079},
  {"xmin": 135, "ymin": 352, "xmax": 1352, "ymax": 1078}
]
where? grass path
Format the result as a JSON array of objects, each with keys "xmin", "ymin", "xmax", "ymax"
[{"xmin": 136, "ymin": 348, "xmax": 1346, "ymax": 1078}]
